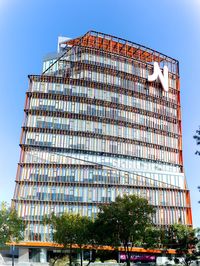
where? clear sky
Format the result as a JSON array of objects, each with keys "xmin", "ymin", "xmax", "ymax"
[{"xmin": 0, "ymin": 0, "xmax": 200, "ymax": 226}]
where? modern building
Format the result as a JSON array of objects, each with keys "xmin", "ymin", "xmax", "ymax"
[{"xmin": 12, "ymin": 30, "xmax": 192, "ymax": 261}]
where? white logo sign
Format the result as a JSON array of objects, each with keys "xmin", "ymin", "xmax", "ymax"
[{"xmin": 148, "ymin": 62, "xmax": 169, "ymax": 92}]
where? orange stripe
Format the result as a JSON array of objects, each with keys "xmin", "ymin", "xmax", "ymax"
[{"xmin": 8, "ymin": 242, "xmax": 176, "ymax": 254}]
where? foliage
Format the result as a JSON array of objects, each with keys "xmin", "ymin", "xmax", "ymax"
[
  {"xmin": 93, "ymin": 194, "xmax": 156, "ymax": 266},
  {"xmin": 45, "ymin": 213, "xmax": 93, "ymax": 266},
  {"xmin": 161, "ymin": 224, "xmax": 199, "ymax": 266},
  {"xmin": 194, "ymin": 127, "xmax": 200, "ymax": 155},
  {"xmin": 143, "ymin": 226, "xmax": 162, "ymax": 249},
  {"xmin": 0, "ymin": 202, "xmax": 25, "ymax": 247}
]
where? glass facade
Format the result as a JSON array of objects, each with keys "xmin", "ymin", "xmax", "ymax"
[{"xmin": 13, "ymin": 31, "xmax": 192, "ymax": 243}]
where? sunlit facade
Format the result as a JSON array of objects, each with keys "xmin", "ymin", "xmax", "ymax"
[{"xmin": 13, "ymin": 31, "xmax": 192, "ymax": 244}]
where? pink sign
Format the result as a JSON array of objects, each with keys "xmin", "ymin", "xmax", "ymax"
[{"xmin": 120, "ymin": 254, "xmax": 156, "ymax": 262}]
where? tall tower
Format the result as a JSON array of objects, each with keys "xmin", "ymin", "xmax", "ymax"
[{"xmin": 13, "ymin": 31, "xmax": 192, "ymax": 245}]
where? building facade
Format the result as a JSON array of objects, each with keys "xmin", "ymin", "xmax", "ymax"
[{"xmin": 13, "ymin": 31, "xmax": 192, "ymax": 246}]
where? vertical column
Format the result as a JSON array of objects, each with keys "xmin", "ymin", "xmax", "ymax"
[
  {"xmin": 186, "ymin": 191, "xmax": 193, "ymax": 225},
  {"xmin": 40, "ymin": 248, "xmax": 47, "ymax": 263},
  {"xmin": 176, "ymin": 77, "xmax": 183, "ymax": 167}
]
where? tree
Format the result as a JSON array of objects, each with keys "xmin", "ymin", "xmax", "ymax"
[
  {"xmin": 45, "ymin": 213, "xmax": 93, "ymax": 266},
  {"xmin": 162, "ymin": 224, "xmax": 199, "ymax": 266},
  {"xmin": 142, "ymin": 226, "xmax": 162, "ymax": 249},
  {"xmin": 93, "ymin": 194, "xmax": 156, "ymax": 266},
  {"xmin": 0, "ymin": 202, "xmax": 25, "ymax": 247},
  {"xmin": 194, "ymin": 127, "xmax": 200, "ymax": 155}
]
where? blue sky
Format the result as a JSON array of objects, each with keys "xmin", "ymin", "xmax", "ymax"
[{"xmin": 0, "ymin": 0, "xmax": 200, "ymax": 226}]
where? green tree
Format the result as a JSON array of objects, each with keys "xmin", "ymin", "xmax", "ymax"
[
  {"xmin": 194, "ymin": 127, "xmax": 200, "ymax": 155},
  {"xmin": 45, "ymin": 213, "xmax": 93, "ymax": 266},
  {"xmin": 162, "ymin": 224, "xmax": 199, "ymax": 266},
  {"xmin": 93, "ymin": 194, "xmax": 156, "ymax": 266},
  {"xmin": 0, "ymin": 202, "xmax": 25, "ymax": 247},
  {"xmin": 143, "ymin": 226, "xmax": 162, "ymax": 249}
]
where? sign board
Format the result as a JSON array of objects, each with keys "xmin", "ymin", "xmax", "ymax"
[{"xmin": 148, "ymin": 62, "xmax": 169, "ymax": 92}]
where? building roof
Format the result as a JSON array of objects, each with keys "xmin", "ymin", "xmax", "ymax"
[{"xmin": 63, "ymin": 30, "xmax": 179, "ymax": 66}]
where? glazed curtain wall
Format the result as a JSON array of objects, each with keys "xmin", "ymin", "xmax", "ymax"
[
  {"xmin": 17, "ymin": 165, "xmax": 184, "ymax": 187},
  {"xmin": 28, "ymin": 98, "xmax": 178, "ymax": 134},
  {"xmin": 26, "ymin": 115, "xmax": 178, "ymax": 148},
  {"xmin": 21, "ymin": 150, "xmax": 181, "ymax": 173},
  {"xmin": 31, "ymin": 81, "xmax": 178, "ymax": 118},
  {"xmin": 23, "ymin": 132, "xmax": 179, "ymax": 164}
]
